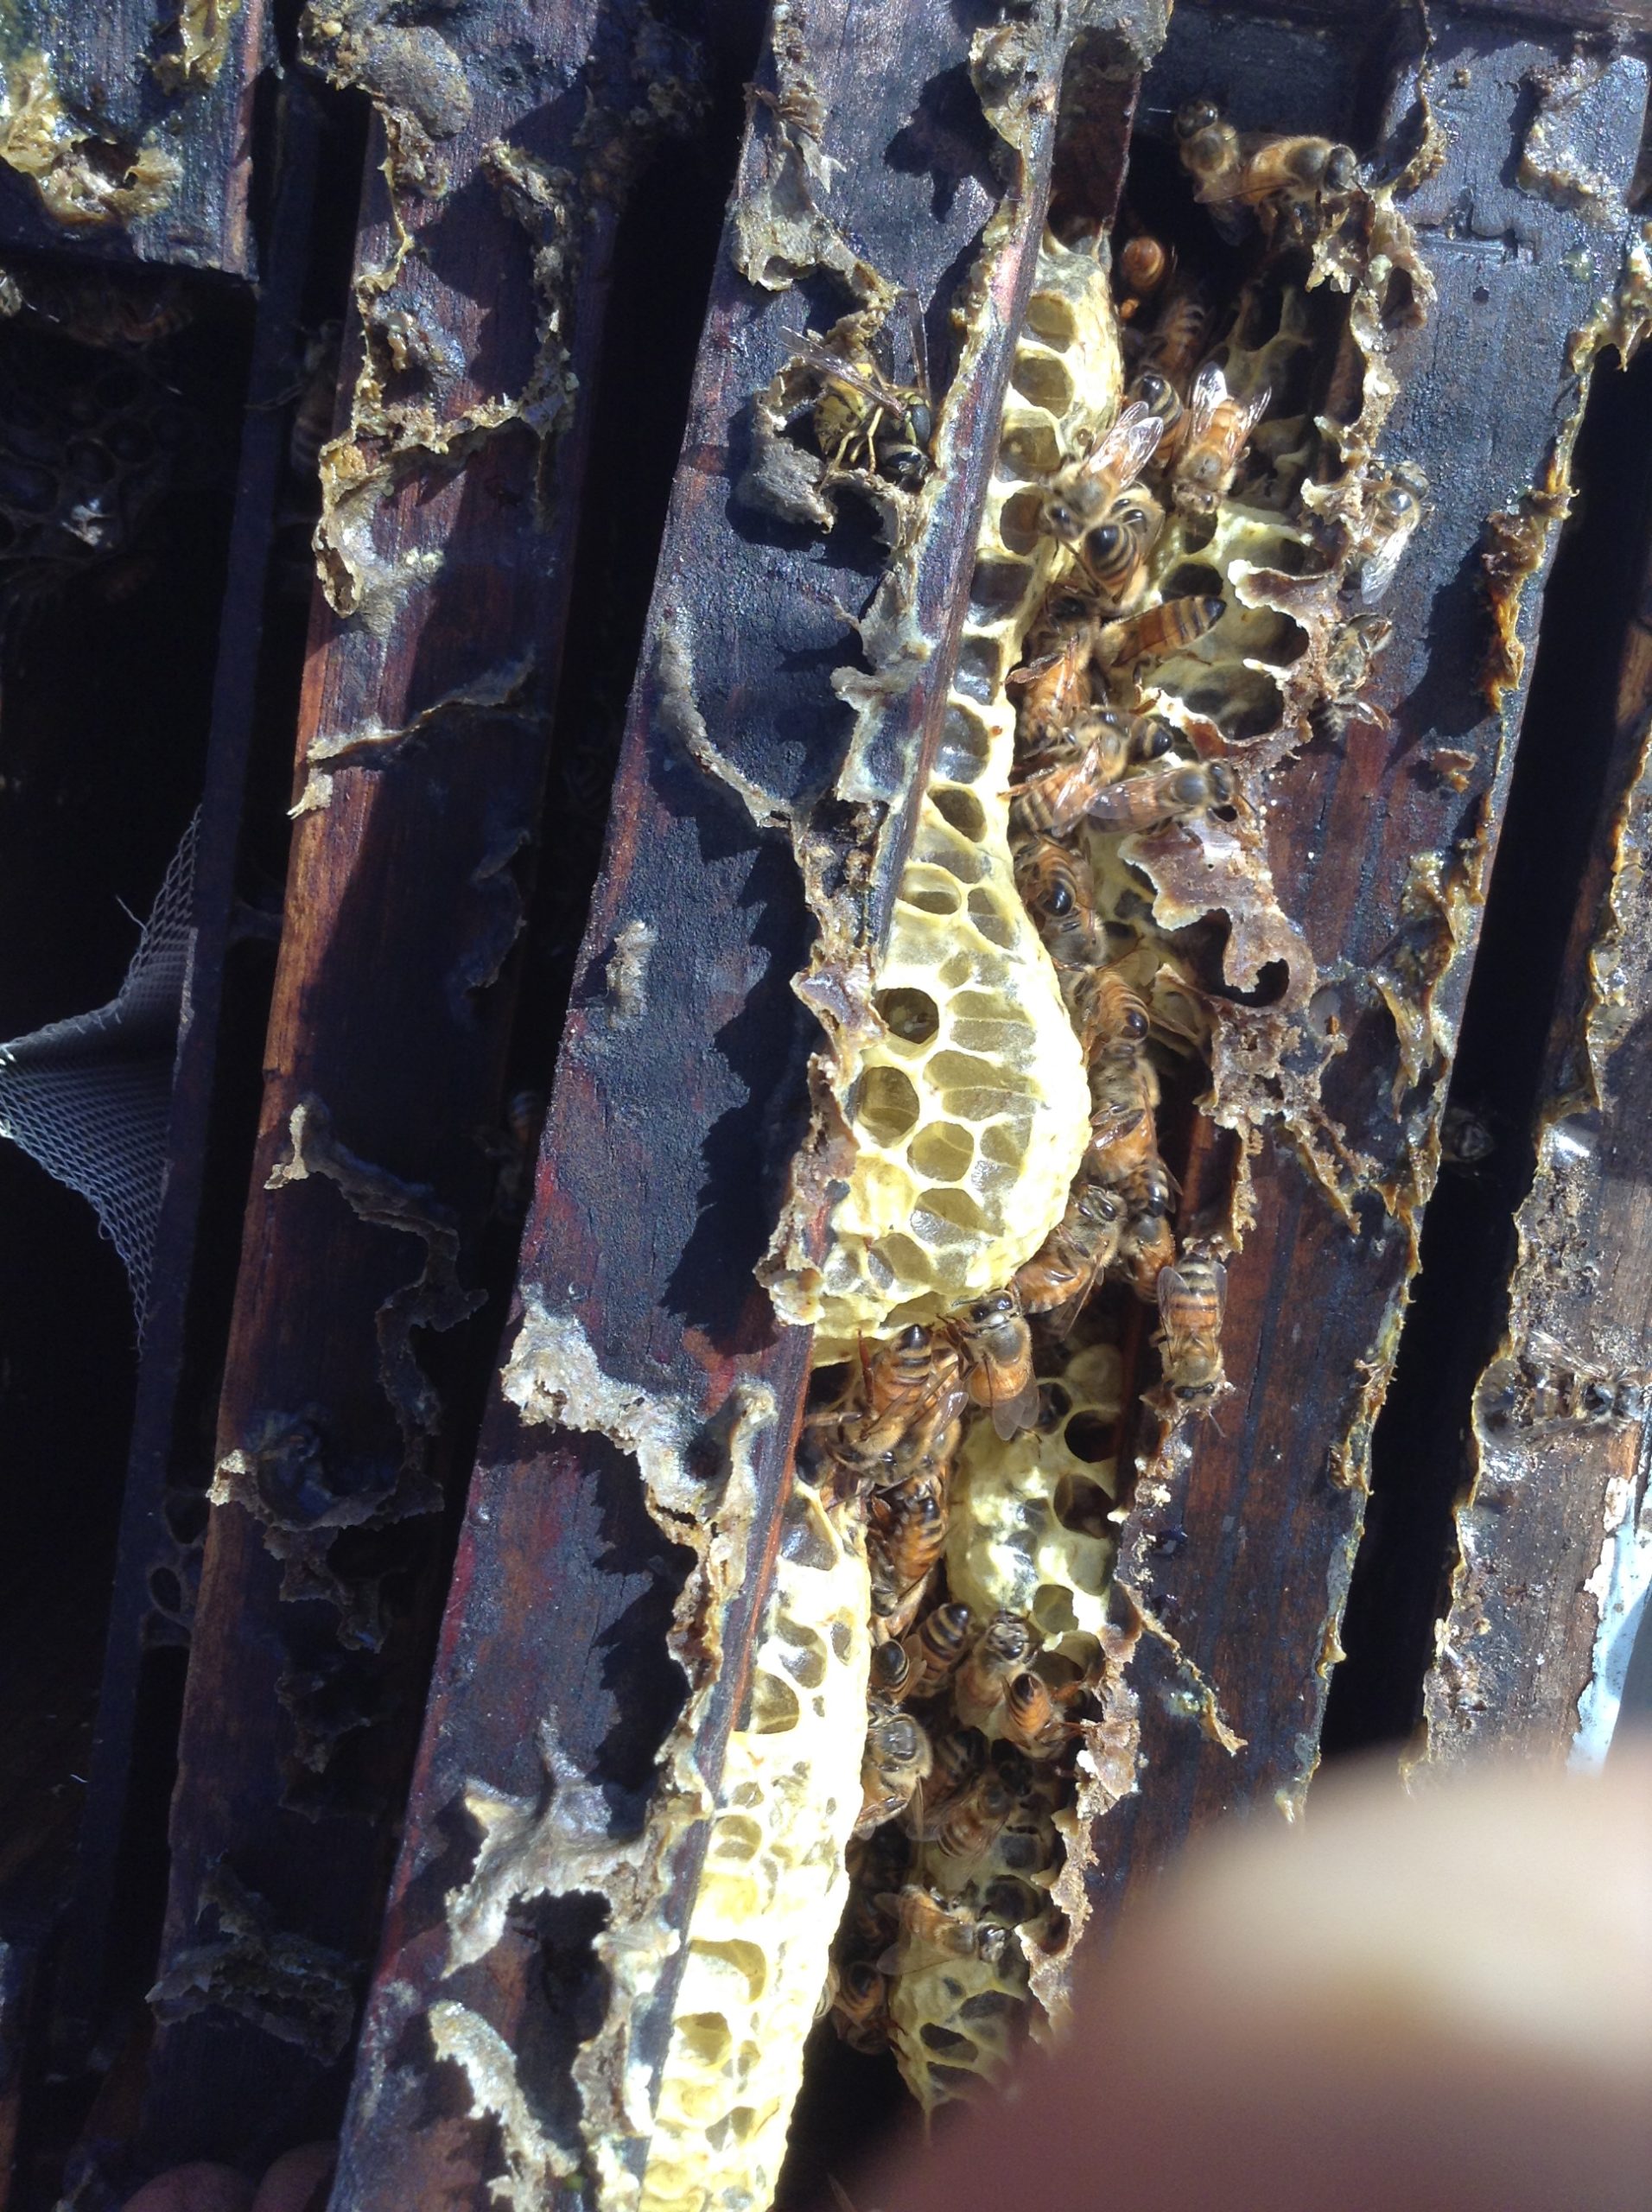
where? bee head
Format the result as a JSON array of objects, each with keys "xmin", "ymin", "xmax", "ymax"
[
  {"xmin": 1205, "ymin": 760, "xmax": 1236, "ymax": 804},
  {"xmin": 1041, "ymin": 494, "xmax": 1079, "ymax": 541},
  {"xmin": 1175, "ymin": 98, "xmax": 1221, "ymax": 141},
  {"xmin": 883, "ymin": 444, "xmax": 929, "ymax": 488},
  {"xmin": 1173, "ymin": 481, "xmax": 1218, "ymax": 520},
  {"xmin": 1324, "ymin": 143, "xmax": 1358, "ymax": 193}
]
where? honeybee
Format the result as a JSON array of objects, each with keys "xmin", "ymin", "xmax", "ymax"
[
  {"xmin": 921, "ymin": 1767, "xmax": 1017, "ymax": 1879},
  {"xmin": 869, "ymin": 1637, "xmax": 914, "ymax": 1700},
  {"xmin": 1011, "ymin": 713, "xmax": 1125, "ymax": 839},
  {"xmin": 1141, "ymin": 279, "xmax": 1213, "ymax": 391},
  {"xmin": 944, "ymin": 1289, "xmax": 1039, "ymax": 1440},
  {"xmin": 1176, "ymin": 103, "xmax": 1356, "ymax": 232},
  {"xmin": 1071, "ymin": 963, "xmax": 1151, "ymax": 1053},
  {"xmin": 1155, "ymin": 1255, "xmax": 1230, "ymax": 1413},
  {"xmin": 954, "ymin": 1612, "xmax": 1038, "ymax": 1732},
  {"xmin": 1039, "ymin": 400, "xmax": 1163, "ymax": 554},
  {"xmin": 875, "ymin": 1886, "xmax": 1014, "ymax": 1977},
  {"xmin": 1013, "ymin": 833, "xmax": 1099, "ymax": 969},
  {"xmin": 289, "ymin": 321, "xmax": 343, "ymax": 482},
  {"xmin": 1013, "ymin": 1173, "xmax": 1125, "ymax": 1328},
  {"xmin": 1007, "ymin": 627, "xmax": 1094, "ymax": 755},
  {"xmin": 855, "ymin": 1706, "xmax": 933, "ymax": 1835},
  {"xmin": 868, "ymin": 1471, "xmax": 950, "ymax": 1624},
  {"xmin": 1115, "ymin": 1157, "xmax": 1179, "ymax": 1301},
  {"xmin": 1124, "ymin": 365, "xmax": 1187, "ymax": 466},
  {"xmin": 1001, "ymin": 1671, "xmax": 1079, "ymax": 1760},
  {"xmin": 1096, "ymin": 593, "xmax": 1226, "ymax": 668},
  {"xmin": 1075, "ymin": 487, "xmax": 1164, "ymax": 611},
  {"xmin": 1085, "ymin": 758, "xmax": 1235, "ymax": 836},
  {"xmin": 1318, "ymin": 611, "xmax": 1395, "ymax": 730},
  {"xmin": 1350, "ymin": 459, "xmax": 1429, "ymax": 605},
  {"xmin": 1011, "ymin": 709, "xmax": 1172, "ymax": 839},
  {"xmin": 1171, "ymin": 362, "xmax": 1270, "ymax": 520},
  {"xmin": 900, "ymin": 1602, "xmax": 974, "ymax": 1699},
  {"xmin": 922, "ymin": 1727, "xmax": 981, "ymax": 1818},
  {"xmin": 818, "ymin": 1326, "xmax": 967, "ymax": 1491},
  {"xmin": 1085, "ymin": 1042, "xmax": 1160, "ymax": 1184},
  {"xmin": 1117, "ymin": 232, "xmax": 1171, "ymax": 315},
  {"xmin": 1242, "ymin": 133, "xmax": 1357, "ymax": 202},
  {"xmin": 799, "ymin": 294, "xmax": 933, "ymax": 488},
  {"xmin": 829, "ymin": 1960, "xmax": 891, "ymax": 2052}
]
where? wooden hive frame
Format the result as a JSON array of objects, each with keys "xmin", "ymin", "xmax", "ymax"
[{"xmin": 3, "ymin": 0, "xmax": 1652, "ymax": 2203}]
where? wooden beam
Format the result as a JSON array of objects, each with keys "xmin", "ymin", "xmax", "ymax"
[
  {"xmin": 329, "ymin": 2, "xmax": 1166, "ymax": 2199},
  {"xmin": 137, "ymin": 0, "xmax": 715, "ymax": 2168},
  {"xmin": 1089, "ymin": 3, "xmax": 1650, "ymax": 1910},
  {"xmin": 0, "ymin": 0, "xmax": 268, "ymax": 274},
  {"xmin": 1420, "ymin": 369, "xmax": 1652, "ymax": 1770}
]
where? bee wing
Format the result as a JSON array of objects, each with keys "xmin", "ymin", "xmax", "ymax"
[
  {"xmin": 1155, "ymin": 1262, "xmax": 1192, "ymax": 1326},
  {"xmin": 989, "ymin": 1367, "xmax": 1043, "ymax": 1442},
  {"xmin": 793, "ymin": 340, "xmax": 907, "ymax": 412},
  {"xmin": 1183, "ymin": 359, "xmax": 1227, "ymax": 442},
  {"xmin": 1042, "ymin": 1277, "xmax": 1099, "ymax": 1342},
  {"xmin": 1205, "ymin": 1257, "xmax": 1230, "ymax": 1316},
  {"xmin": 1235, "ymin": 381, "xmax": 1273, "ymax": 437},
  {"xmin": 1086, "ymin": 398, "xmax": 1163, "ymax": 487},
  {"xmin": 892, "ymin": 285, "xmax": 931, "ymax": 404}
]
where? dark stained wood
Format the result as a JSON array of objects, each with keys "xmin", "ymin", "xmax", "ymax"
[
  {"xmin": 45, "ymin": 86, "xmax": 327, "ymax": 2070},
  {"xmin": 0, "ymin": 0, "xmax": 267, "ymax": 274},
  {"xmin": 137, "ymin": 0, "xmax": 717, "ymax": 2170},
  {"xmin": 1420, "ymin": 423, "xmax": 1652, "ymax": 1769},
  {"xmin": 1086, "ymin": 4, "xmax": 1650, "ymax": 1911},
  {"xmin": 328, "ymin": 3, "xmax": 1168, "ymax": 2200}
]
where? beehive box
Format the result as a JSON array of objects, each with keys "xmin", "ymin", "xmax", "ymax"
[{"xmin": 3, "ymin": 1, "xmax": 1651, "ymax": 2207}]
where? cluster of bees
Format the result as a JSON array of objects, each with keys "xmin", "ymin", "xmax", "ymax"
[{"xmin": 791, "ymin": 103, "xmax": 1429, "ymax": 2090}]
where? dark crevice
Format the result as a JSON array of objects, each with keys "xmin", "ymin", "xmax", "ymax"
[{"xmin": 1322, "ymin": 343, "xmax": 1652, "ymax": 1757}]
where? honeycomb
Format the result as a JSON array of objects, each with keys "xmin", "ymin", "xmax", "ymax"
[
  {"xmin": 637, "ymin": 1478, "xmax": 870, "ymax": 2212},
  {"xmin": 801, "ymin": 98, "xmax": 1433, "ymax": 2136},
  {"xmin": 882, "ymin": 1333, "xmax": 1122, "ymax": 2110},
  {"xmin": 804, "ymin": 233, "xmax": 1120, "ymax": 1360}
]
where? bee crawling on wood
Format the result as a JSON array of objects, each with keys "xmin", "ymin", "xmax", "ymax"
[
  {"xmin": 1350, "ymin": 458, "xmax": 1430, "ymax": 605},
  {"xmin": 1170, "ymin": 361, "xmax": 1271, "ymax": 520},
  {"xmin": 1175, "ymin": 100, "xmax": 1357, "ymax": 239},
  {"xmin": 944, "ymin": 1288, "xmax": 1040, "ymax": 1440},
  {"xmin": 1155, "ymin": 1254, "xmax": 1231, "ymax": 1415},
  {"xmin": 797, "ymin": 290, "xmax": 934, "ymax": 489}
]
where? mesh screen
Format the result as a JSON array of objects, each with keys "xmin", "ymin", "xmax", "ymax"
[{"xmin": 0, "ymin": 814, "xmax": 198, "ymax": 1322}]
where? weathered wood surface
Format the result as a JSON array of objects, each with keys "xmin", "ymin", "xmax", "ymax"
[
  {"xmin": 1420, "ymin": 391, "xmax": 1652, "ymax": 1770},
  {"xmin": 328, "ymin": 1, "xmax": 1165, "ymax": 2198},
  {"xmin": 137, "ymin": 0, "xmax": 715, "ymax": 2169},
  {"xmin": 1086, "ymin": 3, "xmax": 1650, "ymax": 1912},
  {"xmin": 0, "ymin": 0, "xmax": 267, "ymax": 273},
  {"xmin": 45, "ymin": 87, "xmax": 327, "ymax": 2074}
]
